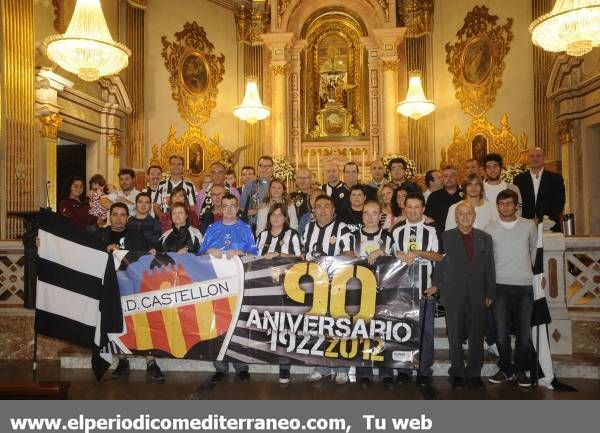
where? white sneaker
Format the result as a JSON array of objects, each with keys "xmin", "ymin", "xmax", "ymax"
[
  {"xmin": 335, "ymin": 373, "xmax": 349, "ymax": 384},
  {"xmin": 307, "ymin": 371, "xmax": 323, "ymax": 382},
  {"xmin": 487, "ymin": 343, "xmax": 499, "ymax": 357}
]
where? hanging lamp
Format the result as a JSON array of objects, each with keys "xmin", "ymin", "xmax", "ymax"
[
  {"xmin": 43, "ymin": 0, "xmax": 131, "ymax": 81},
  {"xmin": 529, "ymin": 0, "xmax": 600, "ymax": 57},
  {"xmin": 233, "ymin": 78, "xmax": 271, "ymax": 124},
  {"xmin": 396, "ymin": 71, "xmax": 435, "ymax": 120}
]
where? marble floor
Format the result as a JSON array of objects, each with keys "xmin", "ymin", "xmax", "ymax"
[{"xmin": 0, "ymin": 361, "xmax": 598, "ymax": 400}]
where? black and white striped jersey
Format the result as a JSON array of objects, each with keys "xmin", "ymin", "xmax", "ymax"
[
  {"xmin": 256, "ymin": 229, "xmax": 302, "ymax": 256},
  {"xmin": 391, "ymin": 219, "xmax": 439, "ymax": 292},
  {"xmin": 353, "ymin": 228, "xmax": 394, "ymax": 258},
  {"xmin": 155, "ymin": 177, "xmax": 197, "ymax": 211},
  {"xmin": 302, "ymin": 219, "xmax": 354, "ymax": 260}
]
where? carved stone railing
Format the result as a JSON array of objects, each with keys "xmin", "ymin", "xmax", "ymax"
[{"xmin": 543, "ymin": 234, "xmax": 600, "ymax": 354}]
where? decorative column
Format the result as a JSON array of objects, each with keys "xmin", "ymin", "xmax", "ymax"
[
  {"xmin": 107, "ymin": 134, "xmax": 122, "ymax": 185},
  {"xmin": 39, "ymin": 114, "xmax": 62, "ymax": 210},
  {"xmin": 373, "ymin": 28, "xmax": 406, "ymax": 157},
  {"xmin": 35, "ymin": 68, "xmax": 73, "ymax": 210},
  {"xmin": 123, "ymin": 0, "xmax": 145, "ymax": 170},
  {"xmin": 289, "ymin": 41, "xmax": 306, "ymax": 164},
  {"xmin": 0, "ymin": 0, "xmax": 37, "ymax": 239},
  {"xmin": 362, "ymin": 37, "xmax": 382, "ymax": 160},
  {"xmin": 261, "ymin": 32, "xmax": 294, "ymax": 158},
  {"xmin": 556, "ymin": 119, "xmax": 574, "ymax": 213}
]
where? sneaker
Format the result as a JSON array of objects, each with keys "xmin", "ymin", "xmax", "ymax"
[
  {"xmin": 211, "ymin": 371, "xmax": 226, "ymax": 383},
  {"xmin": 146, "ymin": 361, "xmax": 165, "ymax": 382},
  {"xmin": 111, "ymin": 359, "xmax": 130, "ymax": 379},
  {"xmin": 359, "ymin": 377, "xmax": 371, "ymax": 389},
  {"xmin": 307, "ymin": 371, "xmax": 324, "ymax": 382},
  {"xmin": 488, "ymin": 370, "xmax": 515, "ymax": 384},
  {"xmin": 467, "ymin": 377, "xmax": 485, "ymax": 389},
  {"xmin": 486, "ymin": 343, "xmax": 500, "ymax": 357},
  {"xmin": 335, "ymin": 373, "xmax": 349, "ymax": 384},
  {"xmin": 237, "ymin": 370, "xmax": 251, "ymax": 382},
  {"xmin": 279, "ymin": 369, "xmax": 290, "ymax": 384},
  {"xmin": 382, "ymin": 376, "xmax": 394, "ymax": 389},
  {"xmin": 396, "ymin": 372, "xmax": 411, "ymax": 384},
  {"xmin": 416, "ymin": 375, "xmax": 432, "ymax": 387},
  {"xmin": 516, "ymin": 372, "xmax": 531, "ymax": 388}
]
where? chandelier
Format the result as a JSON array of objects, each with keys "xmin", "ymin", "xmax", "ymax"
[
  {"xmin": 233, "ymin": 79, "xmax": 271, "ymax": 124},
  {"xmin": 396, "ymin": 71, "xmax": 435, "ymax": 120},
  {"xmin": 529, "ymin": 0, "xmax": 600, "ymax": 57},
  {"xmin": 43, "ymin": 0, "xmax": 131, "ymax": 82}
]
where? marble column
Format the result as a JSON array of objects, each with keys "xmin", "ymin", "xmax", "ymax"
[
  {"xmin": 261, "ymin": 32, "xmax": 294, "ymax": 158},
  {"xmin": 35, "ymin": 68, "xmax": 73, "ymax": 210},
  {"xmin": 107, "ymin": 134, "xmax": 122, "ymax": 186},
  {"xmin": 556, "ymin": 119, "xmax": 574, "ymax": 214},
  {"xmin": 372, "ymin": 28, "xmax": 406, "ymax": 157},
  {"xmin": 289, "ymin": 41, "xmax": 305, "ymax": 164}
]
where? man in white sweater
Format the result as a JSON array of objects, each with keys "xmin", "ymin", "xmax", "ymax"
[
  {"xmin": 485, "ymin": 189, "xmax": 537, "ymax": 388},
  {"xmin": 483, "ymin": 153, "xmax": 521, "ymax": 215}
]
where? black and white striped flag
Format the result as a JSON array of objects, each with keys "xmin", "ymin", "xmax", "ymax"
[{"xmin": 35, "ymin": 209, "xmax": 123, "ymax": 380}]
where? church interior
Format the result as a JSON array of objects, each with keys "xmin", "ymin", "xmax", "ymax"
[{"xmin": 0, "ymin": 0, "xmax": 598, "ymax": 398}]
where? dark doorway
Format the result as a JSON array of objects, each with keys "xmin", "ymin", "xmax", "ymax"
[{"xmin": 56, "ymin": 138, "xmax": 86, "ymax": 209}]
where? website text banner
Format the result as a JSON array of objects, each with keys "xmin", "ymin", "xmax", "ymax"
[{"xmin": 112, "ymin": 254, "xmax": 420, "ymax": 368}]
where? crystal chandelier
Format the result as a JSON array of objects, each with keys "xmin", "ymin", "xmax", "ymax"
[
  {"xmin": 43, "ymin": 0, "xmax": 131, "ymax": 81},
  {"xmin": 529, "ymin": 0, "xmax": 600, "ymax": 57},
  {"xmin": 396, "ymin": 71, "xmax": 435, "ymax": 120},
  {"xmin": 233, "ymin": 78, "xmax": 271, "ymax": 124}
]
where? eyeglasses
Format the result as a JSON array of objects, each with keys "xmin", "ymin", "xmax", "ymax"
[
  {"xmin": 258, "ymin": 164, "xmax": 273, "ymax": 168},
  {"xmin": 222, "ymin": 204, "xmax": 238, "ymax": 210}
]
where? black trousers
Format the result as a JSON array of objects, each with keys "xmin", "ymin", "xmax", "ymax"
[{"xmin": 445, "ymin": 300, "xmax": 485, "ymax": 379}]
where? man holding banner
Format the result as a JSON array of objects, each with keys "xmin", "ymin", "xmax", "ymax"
[
  {"xmin": 200, "ymin": 193, "xmax": 258, "ymax": 383},
  {"xmin": 390, "ymin": 193, "xmax": 442, "ymax": 388}
]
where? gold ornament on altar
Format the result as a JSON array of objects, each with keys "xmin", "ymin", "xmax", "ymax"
[
  {"xmin": 445, "ymin": 6, "xmax": 513, "ymax": 118},
  {"xmin": 150, "ymin": 125, "xmax": 222, "ymax": 181},
  {"xmin": 443, "ymin": 113, "xmax": 528, "ymax": 180},
  {"xmin": 161, "ymin": 22, "xmax": 225, "ymax": 128}
]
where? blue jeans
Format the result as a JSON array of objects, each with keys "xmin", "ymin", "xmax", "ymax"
[
  {"xmin": 493, "ymin": 284, "xmax": 533, "ymax": 374},
  {"xmin": 381, "ymin": 297, "xmax": 436, "ymax": 379}
]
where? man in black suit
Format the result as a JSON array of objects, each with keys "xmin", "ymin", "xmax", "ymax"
[
  {"xmin": 433, "ymin": 201, "xmax": 495, "ymax": 389},
  {"xmin": 513, "ymin": 147, "xmax": 565, "ymax": 232}
]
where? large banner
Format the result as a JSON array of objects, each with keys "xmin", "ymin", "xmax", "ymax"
[{"xmin": 111, "ymin": 253, "xmax": 422, "ymax": 369}]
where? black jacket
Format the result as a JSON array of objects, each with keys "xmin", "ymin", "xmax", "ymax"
[
  {"xmin": 159, "ymin": 224, "xmax": 202, "ymax": 254},
  {"xmin": 513, "ymin": 169, "xmax": 565, "ymax": 232},
  {"xmin": 93, "ymin": 226, "xmax": 150, "ymax": 252}
]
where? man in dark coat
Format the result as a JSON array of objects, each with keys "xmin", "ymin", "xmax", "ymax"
[
  {"xmin": 433, "ymin": 201, "xmax": 496, "ymax": 389},
  {"xmin": 513, "ymin": 147, "xmax": 565, "ymax": 232}
]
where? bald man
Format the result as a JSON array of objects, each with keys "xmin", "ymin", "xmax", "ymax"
[
  {"xmin": 513, "ymin": 147, "xmax": 565, "ymax": 232},
  {"xmin": 433, "ymin": 201, "xmax": 495, "ymax": 389}
]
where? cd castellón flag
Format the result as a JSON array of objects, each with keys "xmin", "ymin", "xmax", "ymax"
[{"xmin": 109, "ymin": 254, "xmax": 421, "ymax": 369}]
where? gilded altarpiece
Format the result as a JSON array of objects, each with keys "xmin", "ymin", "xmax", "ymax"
[{"xmin": 151, "ymin": 22, "xmax": 225, "ymax": 180}]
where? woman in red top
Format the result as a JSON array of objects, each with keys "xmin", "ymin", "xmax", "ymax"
[
  {"xmin": 58, "ymin": 176, "xmax": 99, "ymax": 232},
  {"xmin": 158, "ymin": 185, "xmax": 200, "ymax": 233}
]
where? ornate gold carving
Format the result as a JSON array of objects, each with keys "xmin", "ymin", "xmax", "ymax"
[
  {"xmin": 150, "ymin": 125, "xmax": 222, "ymax": 181},
  {"xmin": 555, "ymin": 119, "xmax": 574, "ymax": 146},
  {"xmin": 107, "ymin": 134, "xmax": 121, "ymax": 156},
  {"xmin": 235, "ymin": 1, "xmax": 269, "ymax": 44},
  {"xmin": 382, "ymin": 60, "xmax": 398, "ymax": 71},
  {"xmin": 277, "ymin": 0, "xmax": 292, "ymax": 27},
  {"xmin": 161, "ymin": 22, "xmax": 225, "ymax": 128},
  {"xmin": 445, "ymin": 6, "xmax": 513, "ymax": 117},
  {"xmin": 398, "ymin": 0, "xmax": 433, "ymax": 35},
  {"xmin": 445, "ymin": 114, "xmax": 527, "ymax": 179},
  {"xmin": 304, "ymin": 13, "xmax": 366, "ymax": 139},
  {"xmin": 271, "ymin": 64, "xmax": 287, "ymax": 76},
  {"xmin": 376, "ymin": 0, "xmax": 391, "ymax": 22},
  {"xmin": 308, "ymin": 104, "xmax": 362, "ymax": 139},
  {"xmin": 127, "ymin": 0, "xmax": 147, "ymax": 9},
  {"xmin": 40, "ymin": 113, "xmax": 62, "ymax": 139}
]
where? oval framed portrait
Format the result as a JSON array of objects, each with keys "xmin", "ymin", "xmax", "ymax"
[
  {"xmin": 179, "ymin": 52, "xmax": 210, "ymax": 95},
  {"xmin": 461, "ymin": 37, "xmax": 493, "ymax": 85}
]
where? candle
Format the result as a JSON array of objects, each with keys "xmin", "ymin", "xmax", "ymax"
[
  {"xmin": 362, "ymin": 150, "xmax": 365, "ymax": 182},
  {"xmin": 295, "ymin": 153, "xmax": 299, "ymax": 171}
]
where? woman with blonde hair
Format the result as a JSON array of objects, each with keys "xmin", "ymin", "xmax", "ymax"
[{"xmin": 445, "ymin": 173, "xmax": 497, "ymax": 231}]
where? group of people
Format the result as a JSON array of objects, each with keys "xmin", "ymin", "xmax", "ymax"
[{"xmin": 54, "ymin": 146, "xmax": 565, "ymax": 389}]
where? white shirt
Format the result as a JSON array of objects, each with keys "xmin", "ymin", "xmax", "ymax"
[
  {"xmin": 483, "ymin": 181, "xmax": 508, "ymax": 206},
  {"xmin": 423, "ymin": 189, "xmax": 432, "ymax": 203},
  {"xmin": 530, "ymin": 169, "xmax": 544, "ymax": 203},
  {"xmin": 255, "ymin": 203, "xmax": 298, "ymax": 235},
  {"xmin": 103, "ymin": 188, "xmax": 140, "ymax": 216},
  {"xmin": 445, "ymin": 200, "xmax": 498, "ymax": 231}
]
